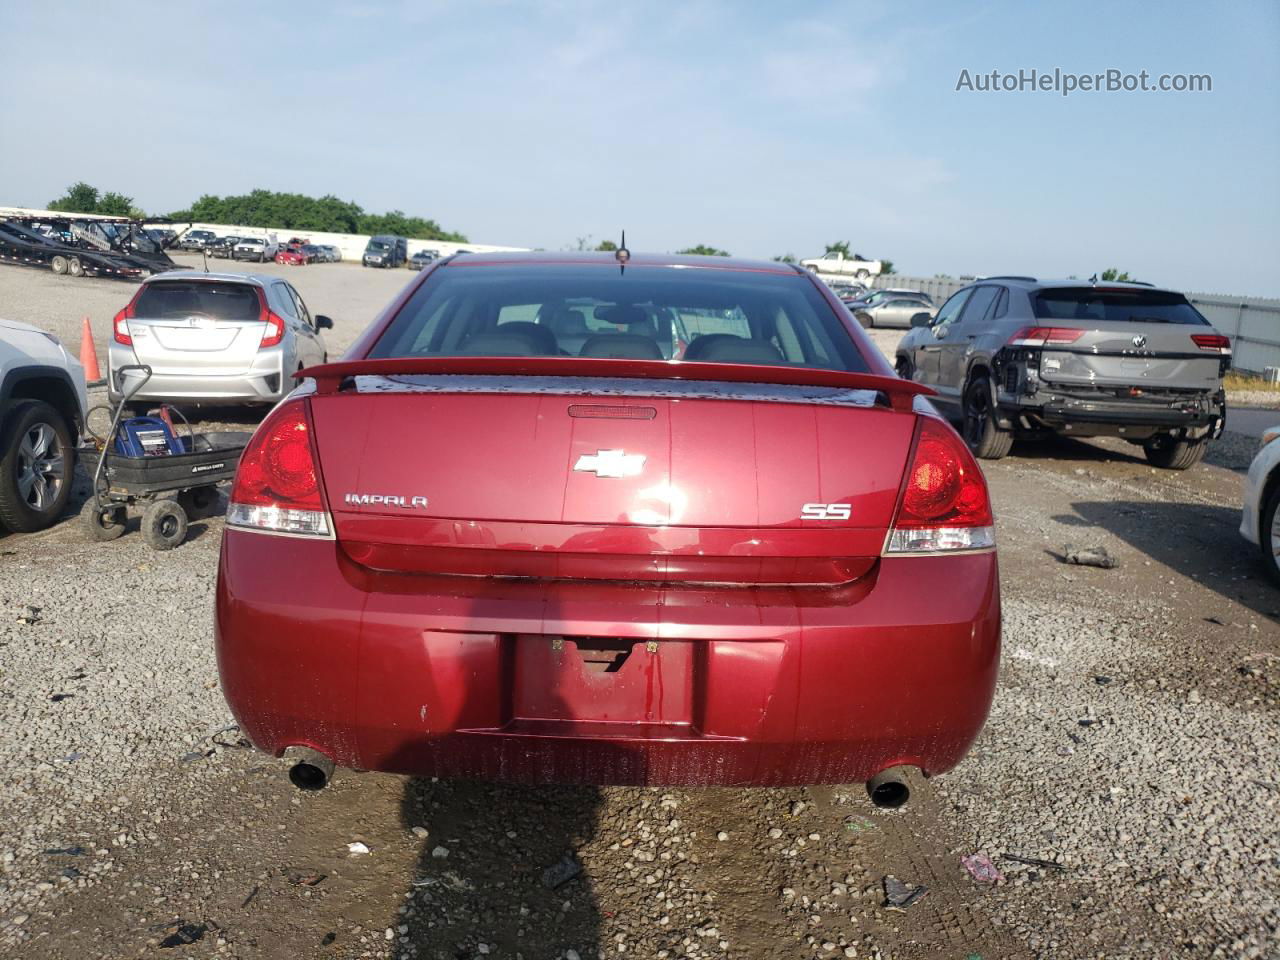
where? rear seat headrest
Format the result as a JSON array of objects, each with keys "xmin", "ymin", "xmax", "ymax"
[
  {"xmin": 683, "ymin": 334, "xmax": 784, "ymax": 365},
  {"xmin": 579, "ymin": 333, "xmax": 664, "ymax": 360}
]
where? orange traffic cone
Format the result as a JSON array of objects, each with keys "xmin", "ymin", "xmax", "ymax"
[{"xmin": 79, "ymin": 316, "xmax": 103, "ymax": 384}]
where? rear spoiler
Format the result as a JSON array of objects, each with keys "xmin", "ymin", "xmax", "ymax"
[{"xmin": 297, "ymin": 357, "xmax": 934, "ymax": 412}]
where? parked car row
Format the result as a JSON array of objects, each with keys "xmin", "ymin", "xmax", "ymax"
[
  {"xmin": 175, "ymin": 229, "xmax": 459, "ymax": 270},
  {"xmin": 188, "ymin": 232, "xmax": 343, "ymax": 265}
]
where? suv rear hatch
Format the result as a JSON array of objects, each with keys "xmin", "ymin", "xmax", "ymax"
[
  {"xmin": 122, "ymin": 279, "xmax": 270, "ymax": 374},
  {"xmin": 308, "ymin": 368, "xmax": 921, "ymax": 585},
  {"xmin": 1027, "ymin": 287, "xmax": 1226, "ymax": 390}
]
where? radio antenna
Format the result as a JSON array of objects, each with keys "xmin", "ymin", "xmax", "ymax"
[{"xmin": 615, "ymin": 229, "xmax": 630, "ymax": 274}]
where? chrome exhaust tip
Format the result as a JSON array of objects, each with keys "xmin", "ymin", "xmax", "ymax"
[{"xmin": 283, "ymin": 746, "xmax": 335, "ymax": 791}]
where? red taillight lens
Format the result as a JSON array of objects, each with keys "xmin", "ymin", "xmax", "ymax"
[
  {"xmin": 227, "ymin": 401, "xmax": 330, "ymax": 536},
  {"xmin": 1190, "ymin": 333, "xmax": 1230, "ymax": 353},
  {"xmin": 260, "ymin": 311, "xmax": 285, "ymax": 348},
  {"xmin": 886, "ymin": 417, "xmax": 994, "ymax": 554},
  {"xmin": 1008, "ymin": 326, "xmax": 1085, "ymax": 347}
]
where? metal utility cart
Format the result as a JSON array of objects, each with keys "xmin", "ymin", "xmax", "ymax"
[{"xmin": 80, "ymin": 365, "xmax": 250, "ymax": 550}]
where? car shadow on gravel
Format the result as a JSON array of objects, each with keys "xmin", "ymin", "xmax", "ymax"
[
  {"xmin": 1067, "ymin": 500, "xmax": 1280, "ymax": 623},
  {"xmin": 396, "ymin": 774, "xmax": 604, "ymax": 960},
  {"xmin": 1008, "ymin": 433, "xmax": 1146, "ymax": 465}
]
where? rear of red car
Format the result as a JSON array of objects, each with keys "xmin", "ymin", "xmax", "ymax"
[{"xmin": 215, "ymin": 253, "xmax": 1000, "ymax": 788}]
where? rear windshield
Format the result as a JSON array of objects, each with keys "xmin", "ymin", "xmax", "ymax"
[
  {"xmin": 1033, "ymin": 289, "xmax": 1208, "ymax": 325},
  {"xmin": 369, "ymin": 264, "xmax": 869, "ymax": 371},
  {"xmin": 134, "ymin": 281, "xmax": 262, "ymax": 321}
]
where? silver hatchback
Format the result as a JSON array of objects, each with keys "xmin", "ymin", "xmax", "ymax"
[{"xmin": 107, "ymin": 271, "xmax": 332, "ymax": 407}]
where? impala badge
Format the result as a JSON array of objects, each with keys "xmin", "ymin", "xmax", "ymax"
[
  {"xmin": 574, "ymin": 449, "xmax": 646, "ymax": 478},
  {"xmin": 344, "ymin": 493, "xmax": 429, "ymax": 508}
]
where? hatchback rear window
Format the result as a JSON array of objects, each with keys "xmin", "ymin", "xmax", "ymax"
[
  {"xmin": 1033, "ymin": 288, "xmax": 1208, "ymax": 325},
  {"xmin": 134, "ymin": 281, "xmax": 262, "ymax": 321},
  {"xmin": 370, "ymin": 264, "xmax": 868, "ymax": 372}
]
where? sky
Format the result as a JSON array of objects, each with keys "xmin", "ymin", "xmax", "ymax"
[{"xmin": 1, "ymin": 1, "xmax": 1277, "ymax": 295}]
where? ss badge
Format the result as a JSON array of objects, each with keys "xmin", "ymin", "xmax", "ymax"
[{"xmin": 801, "ymin": 503, "xmax": 852, "ymax": 521}]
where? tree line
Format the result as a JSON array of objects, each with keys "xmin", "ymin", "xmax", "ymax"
[{"xmin": 43, "ymin": 183, "xmax": 468, "ymax": 242}]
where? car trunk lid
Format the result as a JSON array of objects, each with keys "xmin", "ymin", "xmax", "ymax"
[{"xmin": 308, "ymin": 369, "xmax": 922, "ymax": 585}]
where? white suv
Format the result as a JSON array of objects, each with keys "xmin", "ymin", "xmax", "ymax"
[{"xmin": 0, "ymin": 318, "xmax": 87, "ymax": 532}]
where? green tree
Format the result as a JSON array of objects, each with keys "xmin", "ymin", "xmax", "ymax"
[
  {"xmin": 168, "ymin": 190, "xmax": 466, "ymax": 241},
  {"xmin": 96, "ymin": 191, "xmax": 139, "ymax": 217},
  {"xmin": 1100, "ymin": 268, "xmax": 1133, "ymax": 282},
  {"xmin": 824, "ymin": 240, "xmax": 852, "ymax": 258},
  {"xmin": 880, "ymin": 260, "xmax": 895, "ymax": 275},
  {"xmin": 676, "ymin": 244, "xmax": 730, "ymax": 257},
  {"xmin": 596, "ymin": 239, "xmax": 618, "ymax": 251},
  {"xmin": 772, "ymin": 253, "xmax": 797, "ymax": 263},
  {"xmin": 48, "ymin": 182, "xmax": 101, "ymax": 214}
]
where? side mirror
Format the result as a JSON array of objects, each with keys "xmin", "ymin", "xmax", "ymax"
[
  {"xmin": 315, "ymin": 315, "xmax": 334, "ymax": 330},
  {"xmin": 909, "ymin": 311, "xmax": 933, "ymax": 328}
]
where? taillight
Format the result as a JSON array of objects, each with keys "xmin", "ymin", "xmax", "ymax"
[
  {"xmin": 885, "ymin": 417, "xmax": 995, "ymax": 554},
  {"xmin": 227, "ymin": 401, "xmax": 330, "ymax": 537},
  {"xmin": 1008, "ymin": 326, "xmax": 1085, "ymax": 347},
  {"xmin": 112, "ymin": 308, "xmax": 132, "ymax": 345},
  {"xmin": 260, "ymin": 311, "xmax": 285, "ymax": 348},
  {"xmin": 1190, "ymin": 333, "xmax": 1231, "ymax": 353},
  {"xmin": 113, "ymin": 292, "xmax": 139, "ymax": 345}
]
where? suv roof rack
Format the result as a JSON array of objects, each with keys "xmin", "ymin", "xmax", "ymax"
[{"xmin": 982, "ymin": 275, "xmax": 1037, "ymax": 283}]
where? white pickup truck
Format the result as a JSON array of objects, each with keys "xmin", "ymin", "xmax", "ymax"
[{"xmin": 801, "ymin": 251, "xmax": 883, "ymax": 280}]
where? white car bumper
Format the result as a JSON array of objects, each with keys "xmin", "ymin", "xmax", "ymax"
[{"xmin": 1239, "ymin": 427, "xmax": 1280, "ymax": 545}]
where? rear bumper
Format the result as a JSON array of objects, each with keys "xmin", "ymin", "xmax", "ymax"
[
  {"xmin": 107, "ymin": 344, "xmax": 286, "ymax": 404},
  {"xmin": 1002, "ymin": 389, "xmax": 1225, "ymax": 436},
  {"xmin": 215, "ymin": 531, "xmax": 1001, "ymax": 786}
]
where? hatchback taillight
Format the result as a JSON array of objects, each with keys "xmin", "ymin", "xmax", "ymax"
[
  {"xmin": 1190, "ymin": 333, "xmax": 1231, "ymax": 353},
  {"xmin": 1007, "ymin": 326, "xmax": 1085, "ymax": 347},
  {"xmin": 260, "ymin": 311, "xmax": 285, "ymax": 349},
  {"xmin": 112, "ymin": 308, "xmax": 132, "ymax": 345},
  {"xmin": 227, "ymin": 401, "xmax": 330, "ymax": 536},
  {"xmin": 885, "ymin": 417, "xmax": 995, "ymax": 554},
  {"xmin": 113, "ymin": 292, "xmax": 139, "ymax": 345}
]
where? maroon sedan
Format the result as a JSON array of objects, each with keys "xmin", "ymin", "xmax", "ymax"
[{"xmin": 215, "ymin": 252, "xmax": 999, "ymax": 800}]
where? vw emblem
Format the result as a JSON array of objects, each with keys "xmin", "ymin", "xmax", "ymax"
[{"xmin": 1132, "ymin": 334, "xmax": 1147, "ymax": 349}]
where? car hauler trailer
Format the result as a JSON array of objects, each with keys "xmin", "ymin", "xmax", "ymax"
[{"xmin": 0, "ymin": 216, "xmax": 184, "ymax": 280}]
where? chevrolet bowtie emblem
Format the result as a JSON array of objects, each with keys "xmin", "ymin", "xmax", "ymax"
[{"xmin": 573, "ymin": 449, "xmax": 646, "ymax": 478}]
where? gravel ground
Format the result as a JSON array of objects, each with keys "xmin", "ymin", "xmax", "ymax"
[{"xmin": 0, "ymin": 271, "xmax": 1277, "ymax": 959}]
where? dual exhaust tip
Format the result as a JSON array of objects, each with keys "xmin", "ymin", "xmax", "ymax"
[{"xmin": 281, "ymin": 748, "xmax": 916, "ymax": 808}]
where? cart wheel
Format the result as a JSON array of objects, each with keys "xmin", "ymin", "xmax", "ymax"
[
  {"xmin": 51, "ymin": 255, "xmax": 68, "ymax": 275},
  {"xmin": 68, "ymin": 257, "xmax": 85, "ymax": 277},
  {"xmin": 81, "ymin": 500, "xmax": 126, "ymax": 542},
  {"xmin": 142, "ymin": 499, "xmax": 188, "ymax": 551},
  {"xmin": 177, "ymin": 485, "xmax": 220, "ymax": 520}
]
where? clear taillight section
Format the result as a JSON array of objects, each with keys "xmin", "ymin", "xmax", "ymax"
[
  {"xmin": 227, "ymin": 400, "xmax": 331, "ymax": 536},
  {"xmin": 885, "ymin": 416, "xmax": 995, "ymax": 554}
]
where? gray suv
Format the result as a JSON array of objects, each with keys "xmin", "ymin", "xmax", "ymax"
[{"xmin": 895, "ymin": 277, "xmax": 1228, "ymax": 469}]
